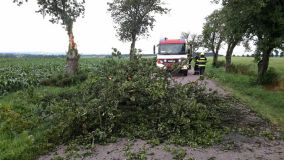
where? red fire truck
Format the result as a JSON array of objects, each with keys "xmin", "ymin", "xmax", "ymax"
[{"xmin": 155, "ymin": 38, "xmax": 190, "ymax": 76}]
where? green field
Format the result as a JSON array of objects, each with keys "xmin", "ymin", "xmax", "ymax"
[
  {"xmin": 216, "ymin": 57, "xmax": 284, "ymax": 78},
  {"xmin": 206, "ymin": 56, "xmax": 284, "ymax": 130},
  {"xmin": 0, "ymin": 58, "xmax": 106, "ymax": 97}
]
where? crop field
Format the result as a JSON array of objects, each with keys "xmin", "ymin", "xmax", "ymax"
[
  {"xmin": 215, "ymin": 57, "xmax": 284, "ymax": 78},
  {"xmin": 0, "ymin": 58, "xmax": 64, "ymax": 96},
  {"xmin": 0, "ymin": 58, "xmax": 106, "ymax": 97}
]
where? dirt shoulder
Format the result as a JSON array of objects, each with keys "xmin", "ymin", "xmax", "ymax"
[{"xmin": 172, "ymin": 69, "xmax": 229, "ymax": 96}]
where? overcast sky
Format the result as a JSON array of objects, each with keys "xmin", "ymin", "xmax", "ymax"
[{"xmin": 0, "ymin": 0, "xmax": 249, "ymax": 55}]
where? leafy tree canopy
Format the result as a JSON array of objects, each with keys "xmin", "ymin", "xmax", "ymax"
[
  {"xmin": 202, "ymin": 9, "xmax": 225, "ymax": 54},
  {"xmin": 13, "ymin": 0, "xmax": 86, "ymax": 74},
  {"xmin": 108, "ymin": 0, "xmax": 169, "ymax": 42},
  {"xmin": 13, "ymin": 0, "xmax": 85, "ymax": 33}
]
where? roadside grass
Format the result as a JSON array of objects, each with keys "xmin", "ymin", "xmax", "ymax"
[
  {"xmin": 223, "ymin": 57, "xmax": 284, "ymax": 78},
  {"xmin": 0, "ymin": 85, "xmax": 81, "ymax": 160},
  {"xmin": 206, "ymin": 57, "xmax": 284, "ymax": 131}
]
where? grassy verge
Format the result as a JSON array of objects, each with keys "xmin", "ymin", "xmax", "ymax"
[
  {"xmin": 206, "ymin": 57, "xmax": 284, "ymax": 131},
  {"xmin": 0, "ymin": 86, "xmax": 79, "ymax": 160}
]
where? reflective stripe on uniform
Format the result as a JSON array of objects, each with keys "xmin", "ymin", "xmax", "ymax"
[
  {"xmin": 197, "ymin": 57, "xmax": 207, "ymax": 66},
  {"xmin": 197, "ymin": 58, "xmax": 207, "ymax": 62}
]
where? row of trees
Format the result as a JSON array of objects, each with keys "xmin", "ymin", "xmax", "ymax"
[
  {"xmin": 240, "ymin": 52, "xmax": 284, "ymax": 57},
  {"xmin": 202, "ymin": 0, "xmax": 284, "ymax": 81},
  {"xmin": 12, "ymin": 0, "xmax": 283, "ymax": 81},
  {"xmin": 13, "ymin": 0, "xmax": 169, "ymax": 74}
]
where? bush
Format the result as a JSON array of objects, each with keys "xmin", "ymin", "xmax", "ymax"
[
  {"xmin": 226, "ymin": 64, "xmax": 255, "ymax": 75},
  {"xmin": 40, "ymin": 71, "xmax": 88, "ymax": 87},
  {"xmin": 0, "ymin": 104, "xmax": 35, "ymax": 135},
  {"xmin": 257, "ymin": 67, "xmax": 280, "ymax": 85},
  {"xmin": 35, "ymin": 59, "xmax": 228, "ymax": 146},
  {"xmin": 0, "ymin": 58, "xmax": 234, "ymax": 160},
  {"xmin": 214, "ymin": 60, "xmax": 225, "ymax": 68}
]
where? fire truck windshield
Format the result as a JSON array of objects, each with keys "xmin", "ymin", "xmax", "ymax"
[{"xmin": 158, "ymin": 44, "xmax": 186, "ymax": 55}]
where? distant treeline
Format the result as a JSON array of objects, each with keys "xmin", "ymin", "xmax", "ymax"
[
  {"xmin": 4, "ymin": 52, "xmax": 281, "ymax": 58},
  {"xmin": 0, "ymin": 53, "xmax": 157, "ymax": 58},
  {"xmin": 0, "ymin": 53, "xmax": 66, "ymax": 58}
]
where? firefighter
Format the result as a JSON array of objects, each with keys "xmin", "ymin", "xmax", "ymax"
[
  {"xmin": 193, "ymin": 54, "xmax": 200, "ymax": 75},
  {"xmin": 196, "ymin": 52, "xmax": 207, "ymax": 75}
]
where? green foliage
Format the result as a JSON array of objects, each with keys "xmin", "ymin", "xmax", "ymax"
[
  {"xmin": 220, "ymin": 1, "xmax": 248, "ymax": 45},
  {"xmin": 13, "ymin": 0, "xmax": 28, "ymax": 5},
  {"xmin": 257, "ymin": 67, "xmax": 280, "ymax": 85},
  {"xmin": 14, "ymin": 0, "xmax": 85, "ymax": 28},
  {"xmin": 164, "ymin": 146, "xmax": 188, "ymax": 160},
  {"xmin": 170, "ymin": 147, "xmax": 187, "ymax": 160},
  {"xmin": 0, "ymin": 57, "xmax": 223, "ymax": 159},
  {"xmin": 124, "ymin": 143, "xmax": 147, "ymax": 160},
  {"xmin": 111, "ymin": 47, "xmax": 122, "ymax": 59},
  {"xmin": 202, "ymin": 9, "xmax": 224, "ymax": 57},
  {"xmin": 76, "ymin": 59, "xmax": 227, "ymax": 145},
  {"xmin": 214, "ymin": 60, "xmax": 225, "ymax": 68},
  {"xmin": 0, "ymin": 104, "xmax": 35, "ymax": 136},
  {"xmin": 0, "ymin": 58, "xmax": 103, "ymax": 96},
  {"xmin": 107, "ymin": 0, "xmax": 169, "ymax": 42},
  {"xmin": 213, "ymin": 0, "xmax": 284, "ymax": 78},
  {"xmin": 0, "ymin": 58, "xmax": 64, "ymax": 96},
  {"xmin": 108, "ymin": 0, "xmax": 169, "ymax": 57},
  {"xmin": 40, "ymin": 71, "xmax": 88, "ymax": 87},
  {"xmin": 226, "ymin": 64, "xmax": 255, "ymax": 76},
  {"xmin": 206, "ymin": 57, "xmax": 284, "ymax": 131},
  {"xmin": 2, "ymin": 57, "xmax": 283, "ymax": 159},
  {"xmin": 181, "ymin": 32, "xmax": 203, "ymax": 54},
  {"xmin": 0, "ymin": 131, "xmax": 36, "ymax": 160},
  {"xmin": 13, "ymin": 0, "xmax": 85, "ymax": 74},
  {"xmin": 4, "ymin": 58, "xmax": 228, "ymax": 157}
]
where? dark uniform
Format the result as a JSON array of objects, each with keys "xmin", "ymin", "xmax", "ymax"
[
  {"xmin": 196, "ymin": 54, "xmax": 207, "ymax": 75},
  {"xmin": 193, "ymin": 55, "xmax": 200, "ymax": 75}
]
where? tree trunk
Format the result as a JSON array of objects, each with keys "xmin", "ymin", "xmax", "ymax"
[
  {"xmin": 129, "ymin": 34, "xmax": 136, "ymax": 61},
  {"xmin": 66, "ymin": 22, "xmax": 80, "ymax": 75},
  {"xmin": 258, "ymin": 47, "xmax": 273, "ymax": 79},
  {"xmin": 225, "ymin": 43, "xmax": 237, "ymax": 72},
  {"xmin": 213, "ymin": 38, "xmax": 222, "ymax": 67},
  {"xmin": 212, "ymin": 51, "xmax": 218, "ymax": 67},
  {"xmin": 187, "ymin": 44, "xmax": 193, "ymax": 62}
]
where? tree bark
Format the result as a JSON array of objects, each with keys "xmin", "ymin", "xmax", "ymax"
[
  {"xmin": 258, "ymin": 47, "xmax": 273, "ymax": 79},
  {"xmin": 187, "ymin": 44, "xmax": 193, "ymax": 63},
  {"xmin": 212, "ymin": 51, "xmax": 218, "ymax": 67},
  {"xmin": 211, "ymin": 32, "xmax": 223, "ymax": 67},
  {"xmin": 66, "ymin": 22, "xmax": 80, "ymax": 75},
  {"xmin": 225, "ymin": 42, "xmax": 237, "ymax": 72},
  {"xmin": 129, "ymin": 35, "xmax": 136, "ymax": 61}
]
